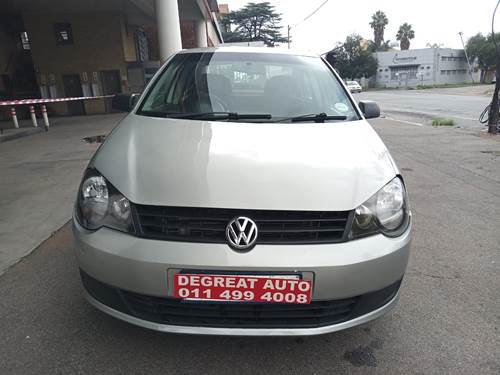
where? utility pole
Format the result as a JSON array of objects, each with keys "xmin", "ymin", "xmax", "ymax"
[
  {"xmin": 287, "ymin": 25, "xmax": 291, "ymax": 49},
  {"xmin": 459, "ymin": 32, "xmax": 475, "ymax": 84},
  {"xmin": 488, "ymin": 0, "xmax": 500, "ymax": 134}
]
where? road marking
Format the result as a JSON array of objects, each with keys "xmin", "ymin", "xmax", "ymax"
[{"xmin": 385, "ymin": 116, "xmax": 423, "ymax": 126}]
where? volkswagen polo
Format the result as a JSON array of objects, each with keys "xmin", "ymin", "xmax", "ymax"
[{"xmin": 73, "ymin": 47, "xmax": 411, "ymax": 336}]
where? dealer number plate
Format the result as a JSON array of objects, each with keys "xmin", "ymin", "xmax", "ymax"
[{"xmin": 173, "ymin": 274, "xmax": 312, "ymax": 304}]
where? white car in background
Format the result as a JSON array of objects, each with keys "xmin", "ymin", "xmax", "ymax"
[{"xmin": 346, "ymin": 81, "xmax": 362, "ymax": 93}]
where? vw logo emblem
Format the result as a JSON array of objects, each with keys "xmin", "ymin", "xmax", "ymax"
[{"xmin": 225, "ymin": 217, "xmax": 258, "ymax": 251}]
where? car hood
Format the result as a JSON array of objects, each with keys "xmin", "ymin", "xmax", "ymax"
[{"xmin": 91, "ymin": 114, "xmax": 398, "ymax": 211}]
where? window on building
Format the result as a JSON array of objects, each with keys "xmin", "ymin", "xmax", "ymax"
[
  {"xmin": 54, "ymin": 23, "xmax": 74, "ymax": 45},
  {"xmin": 441, "ymin": 70, "xmax": 445, "ymax": 75},
  {"xmin": 426, "ymin": 66, "xmax": 431, "ymax": 69},
  {"xmin": 384, "ymin": 68, "xmax": 389, "ymax": 71},
  {"xmin": 446, "ymin": 70, "xmax": 451, "ymax": 75},
  {"xmin": 135, "ymin": 28, "xmax": 149, "ymax": 62},
  {"xmin": 20, "ymin": 32, "xmax": 31, "ymax": 50},
  {"xmin": 390, "ymin": 65, "xmax": 419, "ymax": 80},
  {"xmin": 379, "ymin": 69, "xmax": 383, "ymax": 72}
]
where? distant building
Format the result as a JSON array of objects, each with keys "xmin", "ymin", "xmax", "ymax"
[
  {"xmin": 219, "ymin": 3, "xmax": 230, "ymax": 15},
  {"xmin": 373, "ymin": 48, "xmax": 480, "ymax": 88}
]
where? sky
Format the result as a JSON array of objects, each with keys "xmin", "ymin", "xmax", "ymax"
[{"xmin": 222, "ymin": 0, "xmax": 497, "ymax": 53}]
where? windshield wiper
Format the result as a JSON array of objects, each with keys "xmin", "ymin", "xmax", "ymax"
[
  {"xmin": 274, "ymin": 113, "xmax": 347, "ymax": 123},
  {"xmin": 167, "ymin": 112, "xmax": 272, "ymax": 121},
  {"xmin": 137, "ymin": 110, "xmax": 181, "ymax": 118}
]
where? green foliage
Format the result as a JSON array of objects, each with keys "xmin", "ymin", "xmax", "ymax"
[
  {"xmin": 432, "ymin": 118, "xmax": 455, "ymax": 126},
  {"xmin": 369, "ymin": 11, "xmax": 389, "ymax": 51},
  {"xmin": 331, "ymin": 34, "xmax": 378, "ymax": 79},
  {"xmin": 221, "ymin": 2, "xmax": 287, "ymax": 47},
  {"xmin": 416, "ymin": 83, "xmax": 480, "ymax": 89},
  {"xmin": 466, "ymin": 33, "xmax": 497, "ymax": 71},
  {"xmin": 396, "ymin": 23, "xmax": 415, "ymax": 50},
  {"xmin": 366, "ymin": 39, "xmax": 396, "ymax": 52}
]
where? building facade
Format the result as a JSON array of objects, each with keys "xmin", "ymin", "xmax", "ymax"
[
  {"xmin": 374, "ymin": 48, "xmax": 480, "ymax": 88},
  {"xmin": 0, "ymin": 0, "xmax": 223, "ymax": 117}
]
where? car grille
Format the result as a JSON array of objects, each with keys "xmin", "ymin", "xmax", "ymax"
[
  {"xmin": 133, "ymin": 205, "xmax": 351, "ymax": 244},
  {"xmin": 121, "ymin": 291, "xmax": 358, "ymax": 328}
]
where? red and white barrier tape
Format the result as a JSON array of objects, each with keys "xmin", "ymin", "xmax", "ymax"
[{"xmin": 0, "ymin": 95, "xmax": 113, "ymax": 107}]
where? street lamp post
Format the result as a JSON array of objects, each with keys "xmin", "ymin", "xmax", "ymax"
[{"xmin": 458, "ymin": 32, "xmax": 475, "ymax": 84}]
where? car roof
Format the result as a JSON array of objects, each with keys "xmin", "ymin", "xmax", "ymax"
[{"xmin": 177, "ymin": 46, "xmax": 319, "ymax": 58}]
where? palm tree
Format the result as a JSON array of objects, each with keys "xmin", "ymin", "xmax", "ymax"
[
  {"xmin": 396, "ymin": 23, "xmax": 415, "ymax": 50},
  {"xmin": 369, "ymin": 11, "xmax": 389, "ymax": 50}
]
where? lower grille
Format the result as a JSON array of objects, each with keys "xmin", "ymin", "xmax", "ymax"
[
  {"xmin": 133, "ymin": 205, "xmax": 351, "ymax": 245},
  {"xmin": 81, "ymin": 270, "xmax": 401, "ymax": 329},
  {"xmin": 121, "ymin": 291, "xmax": 358, "ymax": 328}
]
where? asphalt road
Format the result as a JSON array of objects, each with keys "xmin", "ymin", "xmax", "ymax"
[
  {"xmin": 356, "ymin": 88, "xmax": 491, "ymax": 129},
  {"xmin": 1, "ymin": 119, "xmax": 499, "ymax": 374}
]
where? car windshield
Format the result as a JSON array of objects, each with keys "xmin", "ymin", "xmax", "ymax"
[{"xmin": 137, "ymin": 51, "xmax": 359, "ymax": 122}]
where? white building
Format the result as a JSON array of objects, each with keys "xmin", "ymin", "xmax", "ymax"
[{"xmin": 374, "ymin": 48, "xmax": 479, "ymax": 88}]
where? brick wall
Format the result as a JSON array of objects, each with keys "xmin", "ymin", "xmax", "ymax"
[
  {"xmin": 23, "ymin": 11, "xmax": 130, "ymax": 114},
  {"xmin": 180, "ymin": 21, "xmax": 196, "ymax": 49}
]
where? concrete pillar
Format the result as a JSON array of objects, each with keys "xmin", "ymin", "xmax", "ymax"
[
  {"xmin": 156, "ymin": 0, "xmax": 182, "ymax": 62},
  {"xmin": 195, "ymin": 18, "xmax": 208, "ymax": 48}
]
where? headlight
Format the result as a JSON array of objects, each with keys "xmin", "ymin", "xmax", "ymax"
[
  {"xmin": 350, "ymin": 177, "xmax": 410, "ymax": 239},
  {"xmin": 75, "ymin": 169, "xmax": 134, "ymax": 233}
]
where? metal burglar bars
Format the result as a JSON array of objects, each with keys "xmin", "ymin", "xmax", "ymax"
[{"xmin": 133, "ymin": 205, "xmax": 351, "ymax": 245}]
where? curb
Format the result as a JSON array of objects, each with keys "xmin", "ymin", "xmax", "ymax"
[{"xmin": 0, "ymin": 127, "xmax": 45, "ymax": 143}]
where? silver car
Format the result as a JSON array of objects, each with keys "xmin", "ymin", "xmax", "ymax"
[{"xmin": 73, "ymin": 47, "xmax": 411, "ymax": 336}]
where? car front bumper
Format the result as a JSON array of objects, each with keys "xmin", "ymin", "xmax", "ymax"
[{"xmin": 72, "ymin": 217, "xmax": 411, "ymax": 335}]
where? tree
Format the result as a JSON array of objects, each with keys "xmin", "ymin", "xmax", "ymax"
[
  {"xmin": 329, "ymin": 34, "xmax": 378, "ymax": 79},
  {"xmin": 396, "ymin": 23, "xmax": 415, "ymax": 50},
  {"xmin": 221, "ymin": 2, "xmax": 287, "ymax": 47},
  {"xmin": 367, "ymin": 39, "xmax": 396, "ymax": 52},
  {"xmin": 369, "ymin": 11, "xmax": 389, "ymax": 51},
  {"xmin": 466, "ymin": 33, "xmax": 497, "ymax": 83}
]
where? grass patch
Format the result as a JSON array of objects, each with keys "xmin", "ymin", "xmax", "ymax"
[
  {"xmin": 416, "ymin": 83, "xmax": 486, "ymax": 90},
  {"xmin": 432, "ymin": 118, "xmax": 455, "ymax": 126}
]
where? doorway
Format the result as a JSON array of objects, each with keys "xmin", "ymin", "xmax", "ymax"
[
  {"xmin": 100, "ymin": 70, "xmax": 122, "ymax": 95},
  {"xmin": 62, "ymin": 74, "xmax": 85, "ymax": 115}
]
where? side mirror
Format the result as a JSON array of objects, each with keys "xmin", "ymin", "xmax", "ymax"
[
  {"xmin": 358, "ymin": 100, "xmax": 380, "ymax": 119},
  {"xmin": 112, "ymin": 93, "xmax": 141, "ymax": 112}
]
